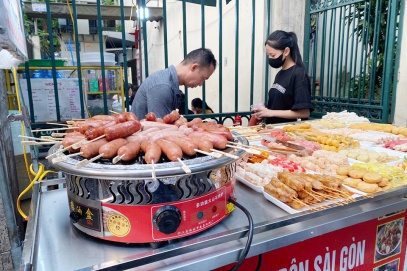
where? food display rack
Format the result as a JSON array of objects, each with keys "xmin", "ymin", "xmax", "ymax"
[{"xmin": 21, "ymin": 177, "xmax": 407, "ymax": 270}]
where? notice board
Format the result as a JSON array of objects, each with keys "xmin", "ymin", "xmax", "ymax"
[{"xmin": 20, "ymin": 78, "xmax": 82, "ymax": 122}]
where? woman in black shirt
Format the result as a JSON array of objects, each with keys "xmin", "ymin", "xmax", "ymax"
[{"xmin": 252, "ymin": 30, "xmax": 314, "ymax": 124}]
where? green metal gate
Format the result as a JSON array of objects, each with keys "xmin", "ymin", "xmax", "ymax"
[{"xmin": 304, "ymin": 0, "xmax": 403, "ymax": 123}]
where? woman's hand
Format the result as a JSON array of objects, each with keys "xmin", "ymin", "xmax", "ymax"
[{"xmin": 253, "ymin": 107, "xmax": 272, "ymax": 119}]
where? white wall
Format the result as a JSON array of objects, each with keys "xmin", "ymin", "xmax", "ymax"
[{"xmin": 140, "ymin": 0, "xmax": 306, "ymax": 114}]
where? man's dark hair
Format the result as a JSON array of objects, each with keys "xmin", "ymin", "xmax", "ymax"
[{"xmin": 181, "ymin": 48, "xmax": 217, "ymax": 69}]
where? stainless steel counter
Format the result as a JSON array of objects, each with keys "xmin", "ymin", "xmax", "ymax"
[{"xmin": 21, "ymin": 178, "xmax": 407, "ymax": 271}]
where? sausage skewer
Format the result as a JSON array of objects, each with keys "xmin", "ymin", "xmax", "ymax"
[
  {"xmin": 209, "ymin": 148, "xmax": 239, "ymax": 159},
  {"xmin": 112, "ymin": 154, "xmax": 125, "ymax": 164},
  {"xmin": 225, "ymin": 144, "xmax": 261, "ymax": 155},
  {"xmin": 151, "ymin": 160, "xmax": 157, "ymax": 180},
  {"xmin": 72, "ymin": 134, "xmax": 106, "ymax": 150},
  {"xmin": 76, "ymin": 153, "xmax": 104, "ymax": 168},
  {"xmin": 21, "ymin": 141, "xmax": 60, "ymax": 146},
  {"xmin": 193, "ymin": 149, "xmax": 222, "ymax": 158},
  {"xmin": 32, "ymin": 127, "xmax": 78, "ymax": 132},
  {"xmin": 177, "ymin": 158, "xmax": 191, "ymax": 174},
  {"xmin": 113, "ymin": 141, "xmax": 141, "ymax": 164},
  {"xmin": 52, "ymin": 152, "xmax": 83, "ymax": 164},
  {"xmin": 52, "ymin": 133, "xmax": 67, "ymax": 137},
  {"xmin": 46, "ymin": 122, "xmax": 72, "ymax": 127},
  {"xmin": 19, "ymin": 135, "xmax": 57, "ymax": 142}
]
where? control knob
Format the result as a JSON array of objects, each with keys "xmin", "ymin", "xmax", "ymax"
[{"xmin": 153, "ymin": 205, "xmax": 182, "ymax": 234}]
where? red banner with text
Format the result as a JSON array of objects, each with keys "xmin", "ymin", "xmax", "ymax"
[{"xmin": 216, "ymin": 210, "xmax": 407, "ymax": 271}]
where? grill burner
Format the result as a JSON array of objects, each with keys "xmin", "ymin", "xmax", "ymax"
[
  {"xmin": 67, "ymin": 173, "xmax": 216, "ymax": 205},
  {"xmin": 48, "ymin": 134, "xmax": 248, "ymax": 243}
]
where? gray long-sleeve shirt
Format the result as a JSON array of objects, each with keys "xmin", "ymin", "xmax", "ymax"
[{"xmin": 131, "ymin": 65, "xmax": 181, "ymax": 119}]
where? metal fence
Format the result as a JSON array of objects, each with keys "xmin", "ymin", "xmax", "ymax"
[
  {"xmin": 304, "ymin": 0, "xmax": 403, "ymax": 123},
  {"xmin": 17, "ymin": 0, "xmax": 274, "ymax": 126}
]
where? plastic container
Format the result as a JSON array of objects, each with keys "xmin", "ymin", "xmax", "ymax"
[
  {"xmin": 81, "ymin": 52, "xmax": 116, "ymax": 66},
  {"xmin": 19, "ymin": 59, "xmax": 66, "ymax": 67}
]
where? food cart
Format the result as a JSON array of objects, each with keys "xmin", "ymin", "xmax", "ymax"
[{"xmin": 20, "ymin": 115, "xmax": 407, "ymax": 271}]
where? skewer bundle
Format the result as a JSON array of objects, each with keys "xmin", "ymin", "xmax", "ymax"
[{"xmin": 264, "ymin": 171, "xmax": 355, "ymax": 210}]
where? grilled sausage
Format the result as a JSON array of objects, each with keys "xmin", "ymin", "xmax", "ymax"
[
  {"xmin": 178, "ymin": 125, "xmax": 194, "ymax": 135},
  {"xmin": 164, "ymin": 136, "xmax": 197, "ymax": 156},
  {"xmin": 62, "ymin": 132, "xmax": 87, "ymax": 152},
  {"xmin": 174, "ymin": 116, "xmax": 188, "ymax": 127},
  {"xmin": 186, "ymin": 117, "xmax": 203, "ymax": 127},
  {"xmin": 99, "ymin": 138, "xmax": 129, "ymax": 159},
  {"xmin": 145, "ymin": 112, "xmax": 157, "ymax": 121},
  {"xmin": 148, "ymin": 130, "xmax": 185, "ymax": 142},
  {"xmin": 192, "ymin": 122, "xmax": 233, "ymax": 140},
  {"xmin": 90, "ymin": 115, "xmax": 117, "ymax": 121},
  {"xmin": 140, "ymin": 120, "xmax": 174, "ymax": 130},
  {"xmin": 122, "ymin": 112, "xmax": 138, "ymax": 121},
  {"xmin": 80, "ymin": 138, "xmax": 109, "ymax": 159},
  {"xmin": 188, "ymin": 131, "xmax": 228, "ymax": 150},
  {"xmin": 187, "ymin": 137, "xmax": 213, "ymax": 152},
  {"xmin": 125, "ymin": 127, "xmax": 161, "ymax": 142},
  {"xmin": 141, "ymin": 141, "xmax": 162, "ymax": 164},
  {"xmin": 73, "ymin": 120, "xmax": 111, "ymax": 134},
  {"xmin": 105, "ymin": 120, "xmax": 142, "ymax": 141},
  {"xmin": 163, "ymin": 110, "xmax": 180, "ymax": 124},
  {"xmin": 113, "ymin": 113, "xmax": 127, "ymax": 123},
  {"xmin": 117, "ymin": 141, "xmax": 141, "ymax": 161},
  {"xmin": 155, "ymin": 139, "xmax": 183, "ymax": 161},
  {"xmin": 85, "ymin": 121, "xmax": 117, "ymax": 140}
]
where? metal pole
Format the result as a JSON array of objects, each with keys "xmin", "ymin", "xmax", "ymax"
[
  {"xmin": 72, "ymin": 0, "xmax": 85, "ymax": 118},
  {"xmin": 45, "ymin": 0, "xmax": 61, "ymax": 121},
  {"xmin": 96, "ymin": 0, "xmax": 108, "ymax": 115},
  {"xmin": 119, "ymin": 0, "xmax": 129, "ymax": 111}
]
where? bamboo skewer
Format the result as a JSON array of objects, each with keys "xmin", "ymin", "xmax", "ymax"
[
  {"xmin": 227, "ymin": 141, "xmax": 275, "ymax": 155},
  {"xmin": 19, "ymin": 135, "xmax": 56, "ymax": 142},
  {"xmin": 32, "ymin": 127, "xmax": 77, "ymax": 132},
  {"xmin": 51, "ymin": 133, "xmax": 67, "ymax": 137},
  {"xmin": 151, "ymin": 160, "xmax": 157, "ymax": 180},
  {"xmin": 21, "ymin": 141, "xmax": 60, "ymax": 146},
  {"xmin": 194, "ymin": 149, "xmax": 223, "ymax": 158},
  {"xmin": 177, "ymin": 158, "xmax": 191, "ymax": 174},
  {"xmin": 210, "ymin": 149, "xmax": 239, "ymax": 159},
  {"xmin": 71, "ymin": 139, "xmax": 89, "ymax": 150},
  {"xmin": 112, "ymin": 154, "xmax": 125, "ymax": 164},
  {"xmin": 109, "ymin": 110, "xmax": 120, "ymax": 114},
  {"xmin": 46, "ymin": 122, "xmax": 72, "ymax": 127},
  {"xmin": 225, "ymin": 144, "xmax": 261, "ymax": 155},
  {"xmin": 76, "ymin": 154, "xmax": 104, "ymax": 168},
  {"xmin": 72, "ymin": 134, "xmax": 106, "ymax": 150},
  {"xmin": 52, "ymin": 152, "xmax": 83, "ymax": 164},
  {"xmin": 45, "ymin": 145, "xmax": 71, "ymax": 159},
  {"xmin": 41, "ymin": 136, "xmax": 63, "ymax": 141}
]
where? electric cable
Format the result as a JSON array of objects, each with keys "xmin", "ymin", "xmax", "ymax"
[
  {"xmin": 255, "ymin": 254, "xmax": 263, "ymax": 271},
  {"xmin": 227, "ymin": 197, "xmax": 254, "ymax": 271}
]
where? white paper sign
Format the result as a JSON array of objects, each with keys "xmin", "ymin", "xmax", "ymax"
[
  {"xmin": 20, "ymin": 78, "xmax": 83, "ymax": 122},
  {"xmin": 31, "ymin": 3, "xmax": 47, "ymax": 12}
]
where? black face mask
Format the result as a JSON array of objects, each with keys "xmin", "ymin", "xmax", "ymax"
[{"xmin": 268, "ymin": 54, "xmax": 286, "ymax": 69}]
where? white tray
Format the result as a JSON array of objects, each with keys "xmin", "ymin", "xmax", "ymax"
[{"xmin": 236, "ymin": 174, "xmax": 264, "ymax": 193}]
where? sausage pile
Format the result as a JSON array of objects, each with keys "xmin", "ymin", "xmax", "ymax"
[{"xmin": 60, "ymin": 110, "xmax": 234, "ymax": 165}]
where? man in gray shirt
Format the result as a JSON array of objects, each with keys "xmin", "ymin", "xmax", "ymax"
[{"xmin": 131, "ymin": 48, "xmax": 217, "ymax": 119}]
